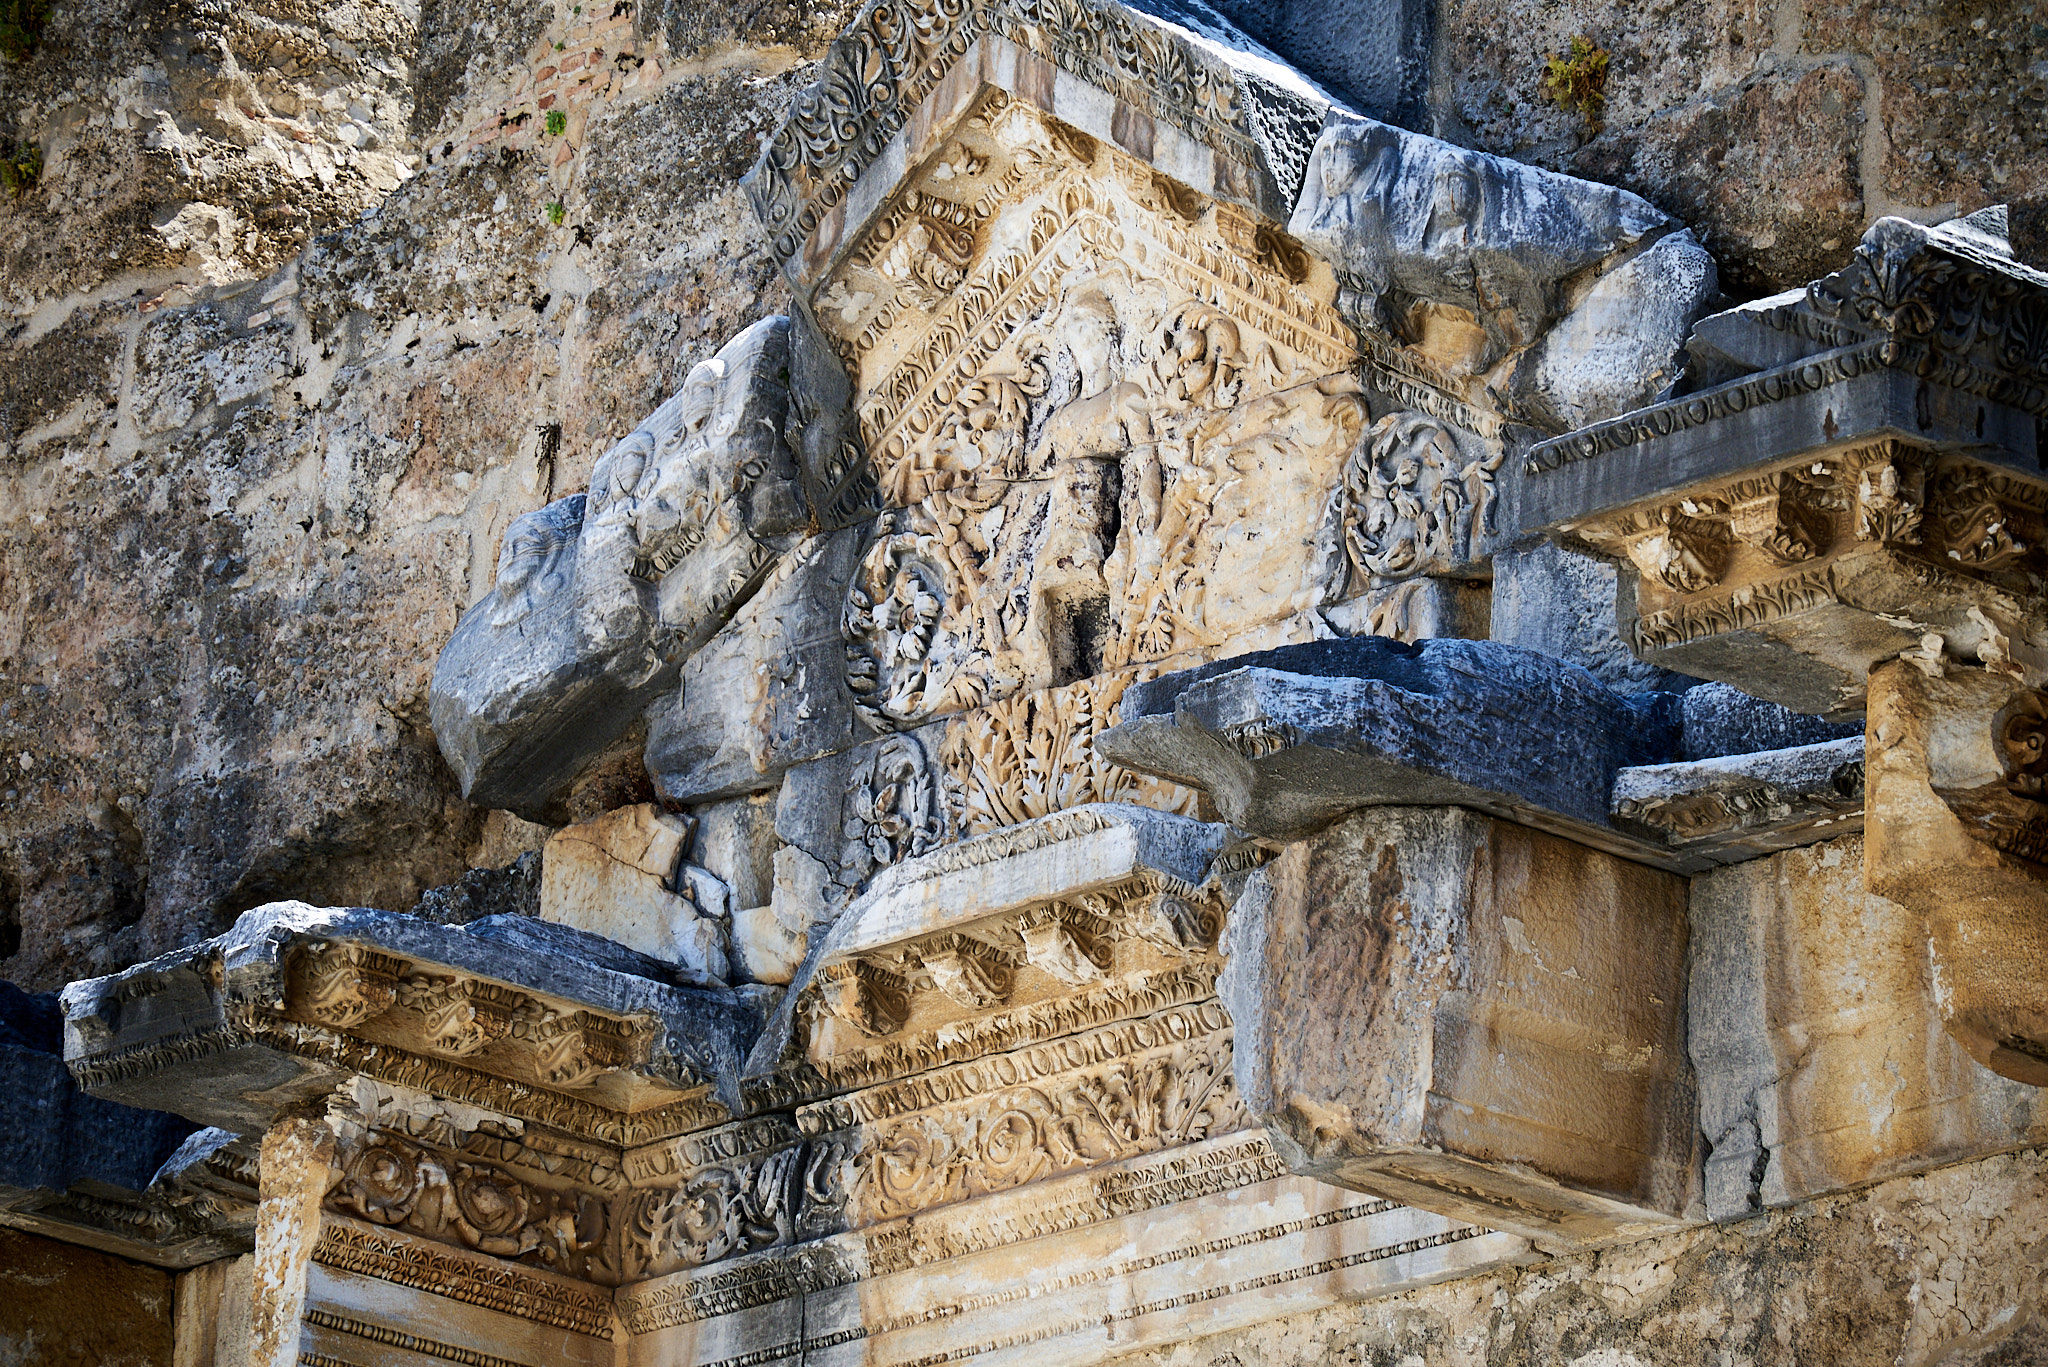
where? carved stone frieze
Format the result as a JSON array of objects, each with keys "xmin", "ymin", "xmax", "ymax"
[
  {"xmin": 836, "ymin": 1020, "xmax": 1242, "ymax": 1223},
  {"xmin": 326, "ymin": 1126, "xmax": 616, "ymax": 1281}
]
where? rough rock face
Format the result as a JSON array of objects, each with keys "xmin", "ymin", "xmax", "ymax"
[
  {"xmin": 1431, "ymin": 0, "xmax": 2048, "ymax": 295},
  {"xmin": 0, "ymin": 0, "xmax": 854, "ymax": 990},
  {"xmin": 0, "ymin": 3, "xmax": 2030, "ymax": 1020}
]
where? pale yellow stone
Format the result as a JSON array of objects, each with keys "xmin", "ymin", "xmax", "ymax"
[{"xmin": 540, "ymin": 803, "xmax": 730, "ymax": 981}]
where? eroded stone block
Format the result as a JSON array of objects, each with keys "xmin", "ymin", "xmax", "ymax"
[
  {"xmin": 1690, "ymin": 834, "xmax": 2048, "ymax": 1222},
  {"xmin": 1865, "ymin": 660, "xmax": 2048, "ymax": 1086},
  {"xmin": 1097, "ymin": 636, "xmax": 1681, "ymax": 861},
  {"xmin": 430, "ymin": 318, "xmax": 805, "ymax": 819},
  {"xmin": 1220, "ymin": 805, "xmax": 1699, "ymax": 1250}
]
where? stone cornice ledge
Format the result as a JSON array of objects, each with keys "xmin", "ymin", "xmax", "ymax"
[{"xmin": 60, "ymin": 901, "xmax": 769, "ymax": 1139}]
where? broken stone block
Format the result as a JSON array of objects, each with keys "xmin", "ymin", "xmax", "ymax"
[
  {"xmin": 61, "ymin": 902, "xmax": 766, "ymax": 1134},
  {"xmin": 1292, "ymin": 111, "xmax": 1713, "ymax": 429},
  {"xmin": 1689, "ymin": 834, "xmax": 2048, "ymax": 1222},
  {"xmin": 1097, "ymin": 636, "xmax": 1680, "ymax": 859},
  {"xmin": 539, "ymin": 804, "xmax": 732, "ymax": 984},
  {"xmin": 1220, "ymin": 804, "xmax": 1699, "ymax": 1250},
  {"xmin": 644, "ymin": 525, "xmax": 865, "ymax": 805},
  {"xmin": 1508, "ymin": 212, "xmax": 2048, "ymax": 716},
  {"xmin": 1611, "ymin": 737, "xmax": 1866, "ymax": 862},
  {"xmin": 430, "ymin": 317, "xmax": 806, "ymax": 820},
  {"xmin": 1865, "ymin": 660, "xmax": 2048, "ymax": 1086}
]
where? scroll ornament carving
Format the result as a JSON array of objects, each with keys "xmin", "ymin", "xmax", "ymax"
[
  {"xmin": 849, "ymin": 1032, "xmax": 1244, "ymax": 1221},
  {"xmin": 330, "ymin": 1132, "xmax": 613, "ymax": 1280},
  {"xmin": 1929, "ymin": 465, "xmax": 2030, "ymax": 570},
  {"xmin": 2000, "ymin": 690, "xmax": 2048, "ymax": 799},
  {"xmin": 1807, "ymin": 216, "xmax": 2048, "ymax": 417},
  {"xmin": 289, "ymin": 943, "xmax": 406, "ymax": 1029},
  {"xmin": 1339, "ymin": 411, "xmax": 1502, "ymax": 584},
  {"xmin": 619, "ymin": 1137, "xmax": 844, "ymax": 1280}
]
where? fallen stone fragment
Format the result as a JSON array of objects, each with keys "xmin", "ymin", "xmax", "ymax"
[
  {"xmin": 539, "ymin": 804, "xmax": 733, "ymax": 985},
  {"xmin": 429, "ymin": 317, "xmax": 806, "ymax": 820},
  {"xmin": 1611, "ymin": 736, "xmax": 1866, "ymax": 861},
  {"xmin": 1097, "ymin": 636, "xmax": 1682, "ymax": 861},
  {"xmin": 1221, "ymin": 805, "xmax": 1699, "ymax": 1251}
]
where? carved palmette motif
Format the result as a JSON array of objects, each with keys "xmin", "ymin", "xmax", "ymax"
[{"xmin": 941, "ymin": 674, "xmax": 1199, "ymax": 834}]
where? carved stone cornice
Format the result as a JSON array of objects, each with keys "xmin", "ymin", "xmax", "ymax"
[
  {"xmin": 1509, "ymin": 212, "xmax": 2048, "ymax": 715},
  {"xmin": 61, "ymin": 903, "xmax": 759, "ymax": 1146}
]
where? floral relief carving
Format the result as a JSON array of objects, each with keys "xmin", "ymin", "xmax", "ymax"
[
  {"xmin": 329, "ymin": 1131, "xmax": 613, "ymax": 1281},
  {"xmin": 847, "ymin": 1032, "xmax": 1244, "ymax": 1222},
  {"xmin": 839, "ymin": 734, "xmax": 948, "ymax": 890},
  {"xmin": 941, "ymin": 674, "xmax": 1199, "ymax": 835},
  {"xmin": 1338, "ymin": 410, "xmax": 1502, "ymax": 584},
  {"xmin": 618, "ymin": 1137, "xmax": 844, "ymax": 1280}
]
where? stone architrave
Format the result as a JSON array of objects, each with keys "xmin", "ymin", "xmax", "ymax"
[
  {"xmin": 1506, "ymin": 209, "xmax": 2048, "ymax": 717},
  {"xmin": 429, "ymin": 317, "xmax": 807, "ymax": 820},
  {"xmin": 60, "ymin": 902, "xmax": 765, "ymax": 1133},
  {"xmin": 1220, "ymin": 804, "xmax": 1699, "ymax": 1251}
]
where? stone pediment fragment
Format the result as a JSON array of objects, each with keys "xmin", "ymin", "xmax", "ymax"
[
  {"xmin": 755, "ymin": 803, "xmax": 1235, "ymax": 1095},
  {"xmin": 1096, "ymin": 636, "xmax": 1692, "ymax": 864},
  {"xmin": 1292, "ymin": 113, "xmax": 1716, "ymax": 431},
  {"xmin": 1509, "ymin": 209, "xmax": 2048, "ymax": 717},
  {"xmin": 429, "ymin": 317, "xmax": 806, "ymax": 820},
  {"xmin": 60, "ymin": 902, "xmax": 767, "ymax": 1139}
]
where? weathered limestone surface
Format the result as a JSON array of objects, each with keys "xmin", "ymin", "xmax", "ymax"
[
  {"xmin": 1865, "ymin": 661, "xmax": 2048, "ymax": 1087},
  {"xmin": 1099, "ymin": 637, "xmax": 1681, "ymax": 857},
  {"xmin": 1691, "ymin": 834, "xmax": 2048, "ymax": 1223},
  {"xmin": 1221, "ymin": 805, "xmax": 1698, "ymax": 1250},
  {"xmin": 1101, "ymin": 1147, "xmax": 2048, "ymax": 1367},
  {"xmin": 0, "ymin": 1226, "xmax": 175, "ymax": 1367},
  {"xmin": 8, "ymin": 0, "xmax": 2048, "ymax": 1364}
]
